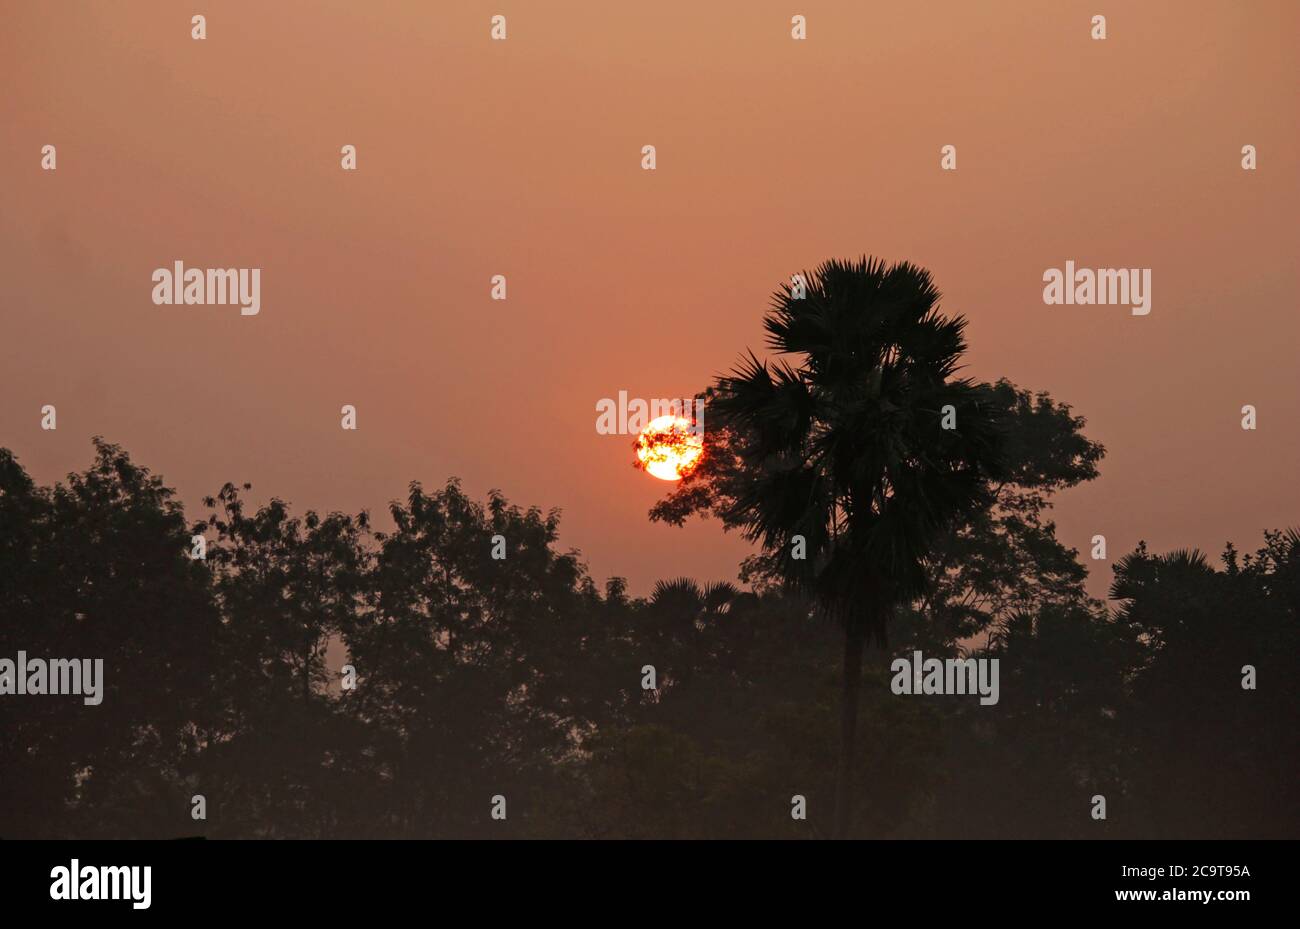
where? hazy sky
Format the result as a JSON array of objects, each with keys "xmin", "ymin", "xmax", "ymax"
[{"xmin": 2, "ymin": 1, "xmax": 1297, "ymax": 598}]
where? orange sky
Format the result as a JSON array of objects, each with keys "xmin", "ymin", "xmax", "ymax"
[{"xmin": 2, "ymin": 1, "xmax": 1297, "ymax": 598}]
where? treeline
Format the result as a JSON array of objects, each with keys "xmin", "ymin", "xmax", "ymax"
[{"xmin": 1, "ymin": 432, "xmax": 1296, "ymax": 838}]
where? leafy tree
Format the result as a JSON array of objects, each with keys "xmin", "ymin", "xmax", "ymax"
[
  {"xmin": 3, "ymin": 438, "xmax": 1294, "ymax": 841},
  {"xmin": 190, "ymin": 482, "xmax": 373, "ymax": 836},
  {"xmin": 341, "ymin": 479, "xmax": 607, "ymax": 836},
  {"xmin": 0, "ymin": 440, "xmax": 222, "ymax": 837},
  {"xmin": 1110, "ymin": 534, "xmax": 1300, "ymax": 836},
  {"xmin": 894, "ymin": 379, "xmax": 1104, "ymax": 652},
  {"xmin": 915, "ymin": 602, "xmax": 1137, "ymax": 838}
]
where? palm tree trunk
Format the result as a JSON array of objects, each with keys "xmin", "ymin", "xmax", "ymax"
[{"xmin": 834, "ymin": 621, "xmax": 868, "ymax": 838}]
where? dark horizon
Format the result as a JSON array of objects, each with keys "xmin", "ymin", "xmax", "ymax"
[{"xmin": 3, "ymin": 427, "xmax": 1297, "ymax": 839}]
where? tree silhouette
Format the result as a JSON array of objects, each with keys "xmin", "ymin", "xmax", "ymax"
[
  {"xmin": 650, "ymin": 257, "xmax": 1006, "ymax": 836},
  {"xmin": 0, "ymin": 440, "xmax": 222, "ymax": 837},
  {"xmin": 340, "ymin": 479, "xmax": 607, "ymax": 836},
  {"xmin": 1109, "ymin": 535, "xmax": 1300, "ymax": 836},
  {"xmin": 1, "ymin": 422, "xmax": 1295, "ymax": 836},
  {"xmin": 900, "ymin": 379, "xmax": 1104, "ymax": 650}
]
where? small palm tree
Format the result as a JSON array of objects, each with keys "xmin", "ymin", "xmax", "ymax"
[
  {"xmin": 708, "ymin": 257, "xmax": 1005, "ymax": 836},
  {"xmin": 1108, "ymin": 545, "xmax": 1218, "ymax": 658},
  {"xmin": 646, "ymin": 577, "xmax": 740, "ymax": 682},
  {"xmin": 649, "ymin": 577, "xmax": 740, "ymax": 622}
]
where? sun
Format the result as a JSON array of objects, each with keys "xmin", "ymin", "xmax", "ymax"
[{"xmin": 635, "ymin": 415, "xmax": 704, "ymax": 482}]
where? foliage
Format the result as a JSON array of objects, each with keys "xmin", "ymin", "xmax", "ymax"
[{"xmin": 0, "ymin": 435, "xmax": 1294, "ymax": 838}]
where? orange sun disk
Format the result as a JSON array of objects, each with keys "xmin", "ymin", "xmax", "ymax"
[{"xmin": 635, "ymin": 415, "xmax": 704, "ymax": 481}]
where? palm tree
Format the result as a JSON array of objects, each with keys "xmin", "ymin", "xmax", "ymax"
[
  {"xmin": 646, "ymin": 577, "xmax": 741, "ymax": 683},
  {"xmin": 1108, "ymin": 546, "xmax": 1217, "ymax": 653},
  {"xmin": 648, "ymin": 577, "xmax": 740, "ymax": 625},
  {"xmin": 707, "ymin": 257, "xmax": 1005, "ymax": 837}
]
